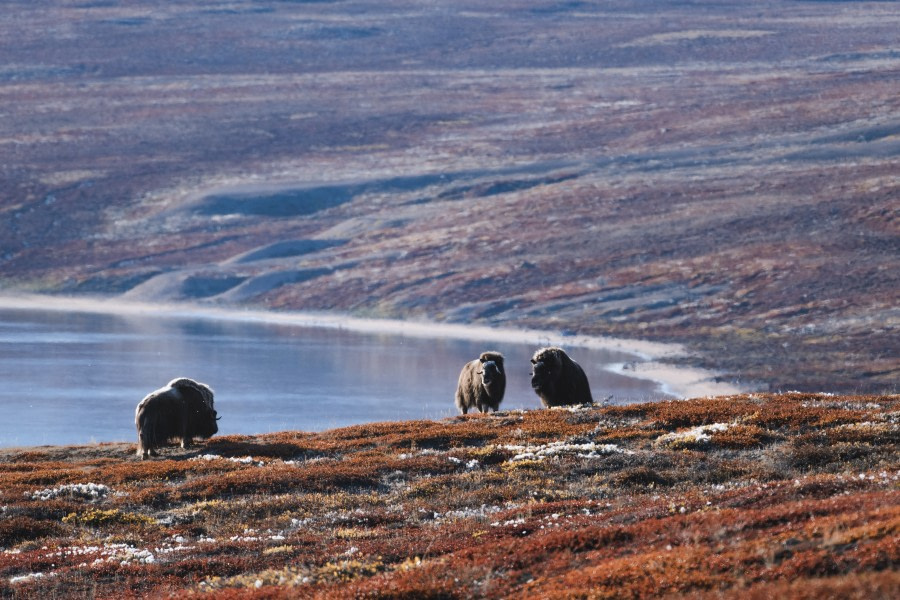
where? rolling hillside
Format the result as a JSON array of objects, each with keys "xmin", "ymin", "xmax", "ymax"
[{"xmin": 0, "ymin": 0, "xmax": 897, "ymax": 392}]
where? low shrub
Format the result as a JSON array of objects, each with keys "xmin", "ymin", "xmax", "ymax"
[
  {"xmin": 614, "ymin": 466, "xmax": 674, "ymax": 488},
  {"xmin": 62, "ymin": 508, "xmax": 155, "ymax": 527},
  {"xmin": 0, "ymin": 515, "xmax": 63, "ymax": 546}
]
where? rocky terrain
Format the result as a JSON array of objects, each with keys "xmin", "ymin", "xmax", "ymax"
[
  {"xmin": 2, "ymin": 393, "xmax": 898, "ymax": 598},
  {"xmin": 0, "ymin": 0, "xmax": 897, "ymax": 392}
]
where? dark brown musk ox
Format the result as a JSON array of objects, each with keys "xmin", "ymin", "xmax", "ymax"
[
  {"xmin": 135, "ymin": 377, "xmax": 219, "ymax": 459},
  {"xmin": 455, "ymin": 351, "xmax": 506, "ymax": 414},
  {"xmin": 530, "ymin": 346, "xmax": 593, "ymax": 407}
]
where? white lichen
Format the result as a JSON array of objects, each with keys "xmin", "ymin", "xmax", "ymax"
[
  {"xmin": 26, "ymin": 483, "xmax": 111, "ymax": 502},
  {"xmin": 9, "ymin": 572, "xmax": 55, "ymax": 584},
  {"xmin": 503, "ymin": 441, "xmax": 629, "ymax": 462},
  {"xmin": 655, "ymin": 423, "xmax": 730, "ymax": 447},
  {"xmin": 191, "ymin": 454, "xmax": 265, "ymax": 467}
]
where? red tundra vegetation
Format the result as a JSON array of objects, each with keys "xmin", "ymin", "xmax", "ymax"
[{"xmin": 1, "ymin": 393, "xmax": 897, "ymax": 598}]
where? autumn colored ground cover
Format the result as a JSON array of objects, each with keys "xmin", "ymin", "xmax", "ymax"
[{"xmin": 1, "ymin": 393, "xmax": 898, "ymax": 598}]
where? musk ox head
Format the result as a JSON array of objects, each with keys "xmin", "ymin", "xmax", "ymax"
[
  {"xmin": 169, "ymin": 377, "xmax": 220, "ymax": 438},
  {"xmin": 530, "ymin": 347, "xmax": 564, "ymax": 394},
  {"xmin": 136, "ymin": 377, "xmax": 219, "ymax": 459},
  {"xmin": 530, "ymin": 347, "xmax": 593, "ymax": 407},
  {"xmin": 455, "ymin": 351, "xmax": 507, "ymax": 415},
  {"xmin": 477, "ymin": 351, "xmax": 505, "ymax": 390}
]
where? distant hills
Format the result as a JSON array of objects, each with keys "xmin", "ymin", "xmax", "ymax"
[{"xmin": 1, "ymin": 0, "xmax": 896, "ymax": 393}]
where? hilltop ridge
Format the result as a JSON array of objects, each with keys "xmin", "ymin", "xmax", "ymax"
[{"xmin": 1, "ymin": 393, "xmax": 898, "ymax": 597}]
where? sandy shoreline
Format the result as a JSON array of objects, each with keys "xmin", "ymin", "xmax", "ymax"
[{"xmin": 0, "ymin": 293, "xmax": 745, "ymax": 399}]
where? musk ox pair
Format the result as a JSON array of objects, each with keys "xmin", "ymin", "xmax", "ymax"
[
  {"xmin": 135, "ymin": 377, "xmax": 219, "ymax": 460},
  {"xmin": 455, "ymin": 346, "xmax": 593, "ymax": 414}
]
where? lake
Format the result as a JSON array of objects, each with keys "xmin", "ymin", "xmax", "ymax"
[{"xmin": 0, "ymin": 306, "xmax": 669, "ymax": 447}]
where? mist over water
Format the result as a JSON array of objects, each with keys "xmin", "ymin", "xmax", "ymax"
[{"xmin": 0, "ymin": 307, "xmax": 668, "ymax": 447}]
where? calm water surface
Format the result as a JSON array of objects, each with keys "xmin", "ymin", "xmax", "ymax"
[{"xmin": 0, "ymin": 307, "xmax": 668, "ymax": 447}]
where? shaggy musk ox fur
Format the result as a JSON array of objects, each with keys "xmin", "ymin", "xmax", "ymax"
[
  {"xmin": 455, "ymin": 351, "xmax": 506, "ymax": 414},
  {"xmin": 135, "ymin": 377, "xmax": 219, "ymax": 459},
  {"xmin": 530, "ymin": 347, "xmax": 593, "ymax": 407}
]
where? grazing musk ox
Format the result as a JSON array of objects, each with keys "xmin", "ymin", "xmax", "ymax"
[
  {"xmin": 530, "ymin": 347, "xmax": 593, "ymax": 407},
  {"xmin": 135, "ymin": 377, "xmax": 219, "ymax": 459},
  {"xmin": 455, "ymin": 351, "xmax": 506, "ymax": 414}
]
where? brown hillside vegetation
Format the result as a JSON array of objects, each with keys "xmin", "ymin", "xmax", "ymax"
[{"xmin": 1, "ymin": 393, "xmax": 898, "ymax": 598}]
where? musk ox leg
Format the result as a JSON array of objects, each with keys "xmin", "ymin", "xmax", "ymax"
[
  {"xmin": 180, "ymin": 419, "xmax": 192, "ymax": 449},
  {"xmin": 137, "ymin": 435, "xmax": 156, "ymax": 459}
]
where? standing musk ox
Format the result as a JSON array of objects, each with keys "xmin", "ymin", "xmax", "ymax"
[
  {"xmin": 530, "ymin": 347, "xmax": 593, "ymax": 407},
  {"xmin": 135, "ymin": 377, "xmax": 219, "ymax": 459},
  {"xmin": 455, "ymin": 351, "xmax": 506, "ymax": 414}
]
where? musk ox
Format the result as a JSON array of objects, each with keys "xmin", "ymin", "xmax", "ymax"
[
  {"xmin": 530, "ymin": 347, "xmax": 593, "ymax": 407},
  {"xmin": 135, "ymin": 377, "xmax": 219, "ymax": 459},
  {"xmin": 455, "ymin": 351, "xmax": 506, "ymax": 414}
]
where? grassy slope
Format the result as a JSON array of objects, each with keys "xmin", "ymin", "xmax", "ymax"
[{"xmin": 1, "ymin": 393, "xmax": 898, "ymax": 598}]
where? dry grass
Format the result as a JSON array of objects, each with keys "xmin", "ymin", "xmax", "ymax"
[{"xmin": 1, "ymin": 393, "xmax": 897, "ymax": 598}]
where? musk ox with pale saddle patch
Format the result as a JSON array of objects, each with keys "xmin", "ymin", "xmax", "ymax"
[
  {"xmin": 455, "ymin": 351, "xmax": 506, "ymax": 414},
  {"xmin": 530, "ymin": 346, "xmax": 593, "ymax": 407},
  {"xmin": 135, "ymin": 377, "xmax": 219, "ymax": 459}
]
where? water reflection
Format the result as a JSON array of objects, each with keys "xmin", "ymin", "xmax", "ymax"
[{"xmin": 0, "ymin": 308, "xmax": 669, "ymax": 447}]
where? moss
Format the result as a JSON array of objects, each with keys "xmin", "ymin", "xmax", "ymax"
[
  {"xmin": 62, "ymin": 508, "xmax": 155, "ymax": 527},
  {"xmin": 316, "ymin": 558, "xmax": 386, "ymax": 583}
]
